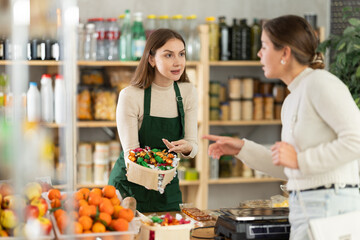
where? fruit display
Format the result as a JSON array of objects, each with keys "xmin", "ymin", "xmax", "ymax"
[
  {"xmin": 128, "ymin": 147, "xmax": 179, "ymax": 170},
  {"xmin": 143, "ymin": 213, "xmax": 191, "ymax": 226},
  {"xmin": 47, "ymin": 185, "xmax": 135, "ymax": 235},
  {"xmin": 0, "ymin": 182, "xmax": 53, "ymax": 238}
]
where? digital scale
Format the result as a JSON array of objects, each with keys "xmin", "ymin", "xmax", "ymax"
[{"xmin": 215, "ymin": 207, "xmax": 291, "ymax": 240}]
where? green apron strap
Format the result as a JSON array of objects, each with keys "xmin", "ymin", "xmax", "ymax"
[
  {"xmin": 144, "ymin": 86, "xmax": 151, "ymax": 116},
  {"xmin": 174, "ymin": 82, "xmax": 185, "ymax": 136}
]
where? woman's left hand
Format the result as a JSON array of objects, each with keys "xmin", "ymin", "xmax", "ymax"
[
  {"xmin": 162, "ymin": 138, "xmax": 192, "ymax": 156},
  {"xmin": 271, "ymin": 141, "xmax": 299, "ymax": 169}
]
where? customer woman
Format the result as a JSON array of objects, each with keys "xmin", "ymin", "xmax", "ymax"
[
  {"xmin": 204, "ymin": 15, "xmax": 360, "ymax": 239},
  {"xmin": 109, "ymin": 29, "xmax": 198, "ymax": 212}
]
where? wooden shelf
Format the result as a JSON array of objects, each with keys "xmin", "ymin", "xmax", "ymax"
[
  {"xmin": 77, "ymin": 60, "xmax": 139, "ymax": 67},
  {"xmin": 209, "ymin": 61, "xmax": 262, "ymax": 67},
  {"xmin": 208, "ymin": 177, "xmax": 283, "ymax": 185},
  {"xmin": 42, "ymin": 121, "xmax": 117, "ymax": 128},
  {"xmin": 75, "ymin": 180, "xmax": 199, "ymax": 189},
  {"xmin": 210, "ymin": 120, "xmax": 281, "ymax": 126},
  {"xmin": 0, "ymin": 60, "xmax": 61, "ymax": 66}
]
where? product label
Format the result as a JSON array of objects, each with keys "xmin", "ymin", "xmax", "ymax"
[{"xmin": 133, "ymin": 39, "xmax": 146, "ymax": 58}]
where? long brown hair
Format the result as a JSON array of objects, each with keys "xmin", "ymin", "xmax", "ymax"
[
  {"xmin": 263, "ymin": 15, "xmax": 325, "ymax": 69},
  {"xmin": 131, "ymin": 29, "xmax": 190, "ymax": 89}
]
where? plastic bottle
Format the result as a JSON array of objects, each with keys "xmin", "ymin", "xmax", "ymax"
[
  {"xmin": 131, "ymin": 12, "xmax": 146, "ymax": 61},
  {"xmin": 119, "ymin": 10, "xmax": 132, "ymax": 61},
  {"xmin": 250, "ymin": 18, "xmax": 261, "ymax": 60},
  {"xmin": 231, "ymin": 18, "xmax": 241, "ymax": 60},
  {"xmin": 40, "ymin": 74, "xmax": 54, "ymax": 123},
  {"xmin": 107, "ymin": 18, "xmax": 119, "ymax": 61},
  {"xmin": 0, "ymin": 37, "xmax": 5, "ymax": 60},
  {"xmin": 206, "ymin": 16, "xmax": 219, "ymax": 61},
  {"xmin": 84, "ymin": 22, "xmax": 97, "ymax": 61},
  {"xmin": 95, "ymin": 18, "xmax": 106, "ymax": 60},
  {"xmin": 27, "ymin": 82, "xmax": 41, "ymax": 122},
  {"xmin": 77, "ymin": 23, "xmax": 85, "ymax": 60},
  {"xmin": 171, "ymin": 15, "xmax": 185, "ymax": 39},
  {"xmin": 185, "ymin": 15, "xmax": 200, "ymax": 61},
  {"xmin": 239, "ymin": 19, "xmax": 251, "ymax": 60},
  {"xmin": 54, "ymin": 74, "xmax": 66, "ymax": 124},
  {"xmin": 145, "ymin": 14, "xmax": 157, "ymax": 39},
  {"xmin": 158, "ymin": 15, "xmax": 170, "ymax": 29},
  {"xmin": 219, "ymin": 16, "xmax": 230, "ymax": 61}
]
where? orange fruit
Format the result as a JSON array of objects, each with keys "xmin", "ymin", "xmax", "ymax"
[
  {"xmin": 74, "ymin": 191, "xmax": 84, "ymax": 201},
  {"xmin": 57, "ymin": 213, "xmax": 69, "ymax": 233},
  {"xmin": 117, "ymin": 208, "xmax": 134, "ymax": 222},
  {"xmin": 113, "ymin": 205, "xmax": 124, "ymax": 218},
  {"xmin": 88, "ymin": 194, "xmax": 101, "ymax": 206},
  {"xmin": 78, "ymin": 199, "xmax": 88, "ymax": 208},
  {"xmin": 69, "ymin": 211, "xmax": 79, "ymax": 220},
  {"xmin": 54, "ymin": 209, "xmax": 66, "ymax": 220},
  {"xmin": 98, "ymin": 212, "xmax": 112, "ymax": 226},
  {"xmin": 51, "ymin": 198, "xmax": 61, "ymax": 208},
  {"xmin": 99, "ymin": 200, "xmax": 114, "ymax": 215},
  {"xmin": 48, "ymin": 189, "xmax": 61, "ymax": 200},
  {"xmin": 78, "ymin": 188, "xmax": 90, "ymax": 200},
  {"xmin": 90, "ymin": 188, "xmax": 102, "ymax": 197},
  {"xmin": 102, "ymin": 185, "xmax": 116, "ymax": 198},
  {"xmin": 109, "ymin": 196, "xmax": 121, "ymax": 206},
  {"xmin": 79, "ymin": 205, "xmax": 93, "ymax": 217},
  {"xmin": 78, "ymin": 215, "xmax": 93, "ymax": 231},
  {"xmin": 83, "ymin": 230, "xmax": 92, "ymax": 234},
  {"xmin": 74, "ymin": 221, "xmax": 83, "ymax": 234},
  {"xmin": 89, "ymin": 205, "xmax": 97, "ymax": 216},
  {"xmin": 92, "ymin": 222, "xmax": 106, "ymax": 233},
  {"xmin": 110, "ymin": 218, "xmax": 129, "ymax": 231}
]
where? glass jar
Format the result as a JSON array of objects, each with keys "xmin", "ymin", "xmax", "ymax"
[
  {"xmin": 228, "ymin": 77, "xmax": 242, "ymax": 99},
  {"xmin": 264, "ymin": 95, "xmax": 274, "ymax": 120},
  {"xmin": 220, "ymin": 102, "xmax": 230, "ymax": 121},
  {"xmin": 242, "ymin": 78, "xmax": 254, "ymax": 98},
  {"xmin": 241, "ymin": 99, "xmax": 253, "ymax": 120},
  {"xmin": 253, "ymin": 94, "xmax": 263, "ymax": 120},
  {"xmin": 230, "ymin": 100, "xmax": 241, "ymax": 121}
]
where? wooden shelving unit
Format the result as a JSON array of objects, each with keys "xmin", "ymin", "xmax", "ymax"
[
  {"xmin": 209, "ymin": 60, "xmax": 262, "ymax": 67},
  {"xmin": 208, "ymin": 177, "xmax": 282, "ymax": 185},
  {"xmin": 210, "ymin": 120, "xmax": 281, "ymax": 126}
]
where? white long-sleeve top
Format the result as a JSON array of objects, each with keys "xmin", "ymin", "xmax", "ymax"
[
  {"xmin": 116, "ymin": 82, "xmax": 198, "ymax": 165},
  {"xmin": 236, "ymin": 68, "xmax": 360, "ymax": 191}
]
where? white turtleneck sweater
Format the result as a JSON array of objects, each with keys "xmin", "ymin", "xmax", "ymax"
[
  {"xmin": 236, "ymin": 68, "xmax": 360, "ymax": 190},
  {"xmin": 116, "ymin": 82, "xmax": 198, "ymax": 165}
]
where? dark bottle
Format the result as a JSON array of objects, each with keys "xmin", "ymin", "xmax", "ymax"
[
  {"xmin": 31, "ymin": 39, "xmax": 38, "ymax": 60},
  {"xmin": 239, "ymin": 19, "xmax": 251, "ymax": 60},
  {"xmin": 218, "ymin": 16, "xmax": 230, "ymax": 61},
  {"xmin": 231, "ymin": 18, "xmax": 241, "ymax": 60},
  {"xmin": 45, "ymin": 39, "xmax": 52, "ymax": 60},
  {"xmin": 250, "ymin": 18, "xmax": 261, "ymax": 60},
  {"xmin": 4, "ymin": 38, "xmax": 11, "ymax": 60},
  {"xmin": 0, "ymin": 37, "xmax": 4, "ymax": 60}
]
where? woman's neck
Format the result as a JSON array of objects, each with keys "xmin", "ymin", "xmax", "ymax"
[
  {"xmin": 282, "ymin": 62, "xmax": 308, "ymax": 86},
  {"xmin": 153, "ymin": 74, "xmax": 174, "ymax": 87}
]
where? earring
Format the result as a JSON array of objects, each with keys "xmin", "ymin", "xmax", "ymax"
[{"xmin": 281, "ymin": 59, "xmax": 286, "ymax": 65}]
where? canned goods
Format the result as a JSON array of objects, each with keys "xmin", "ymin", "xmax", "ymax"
[
  {"xmin": 230, "ymin": 100, "xmax": 241, "ymax": 121},
  {"xmin": 210, "ymin": 81, "xmax": 221, "ymax": 95},
  {"xmin": 228, "ymin": 77, "xmax": 242, "ymax": 99},
  {"xmin": 253, "ymin": 94, "xmax": 263, "ymax": 120},
  {"xmin": 78, "ymin": 143, "xmax": 92, "ymax": 164},
  {"xmin": 241, "ymin": 99, "xmax": 253, "ymax": 120},
  {"xmin": 94, "ymin": 142, "xmax": 109, "ymax": 160},
  {"xmin": 210, "ymin": 107, "xmax": 220, "ymax": 120},
  {"xmin": 77, "ymin": 163, "xmax": 92, "ymax": 184},
  {"xmin": 220, "ymin": 102, "xmax": 230, "ymax": 121},
  {"xmin": 94, "ymin": 159, "xmax": 109, "ymax": 185},
  {"xmin": 242, "ymin": 78, "xmax": 254, "ymax": 98},
  {"xmin": 264, "ymin": 95, "xmax": 274, "ymax": 120},
  {"xmin": 219, "ymin": 84, "xmax": 227, "ymax": 103},
  {"xmin": 209, "ymin": 94, "xmax": 220, "ymax": 108}
]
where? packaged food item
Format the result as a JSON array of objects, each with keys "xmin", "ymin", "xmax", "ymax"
[
  {"xmin": 106, "ymin": 67, "xmax": 134, "ymax": 92},
  {"xmin": 180, "ymin": 204, "xmax": 212, "ymax": 221},
  {"xmin": 93, "ymin": 88, "xmax": 117, "ymax": 120},
  {"xmin": 240, "ymin": 199, "xmax": 271, "ymax": 208},
  {"xmin": 81, "ymin": 68, "xmax": 104, "ymax": 85},
  {"xmin": 77, "ymin": 86, "xmax": 92, "ymax": 120},
  {"xmin": 271, "ymin": 194, "xmax": 289, "ymax": 208},
  {"xmin": 228, "ymin": 77, "xmax": 242, "ymax": 99}
]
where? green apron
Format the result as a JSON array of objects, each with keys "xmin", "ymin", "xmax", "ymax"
[{"xmin": 109, "ymin": 82, "xmax": 184, "ymax": 212}]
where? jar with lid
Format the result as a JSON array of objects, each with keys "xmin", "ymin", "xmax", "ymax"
[
  {"xmin": 210, "ymin": 81, "xmax": 221, "ymax": 95},
  {"xmin": 209, "ymin": 94, "xmax": 220, "ymax": 108},
  {"xmin": 242, "ymin": 77, "xmax": 254, "ymax": 99},
  {"xmin": 220, "ymin": 102, "xmax": 230, "ymax": 121},
  {"xmin": 210, "ymin": 107, "xmax": 220, "ymax": 121},
  {"xmin": 206, "ymin": 16, "xmax": 219, "ymax": 61},
  {"xmin": 273, "ymin": 83, "xmax": 286, "ymax": 103},
  {"xmin": 219, "ymin": 84, "xmax": 227, "ymax": 103},
  {"xmin": 241, "ymin": 99, "xmax": 253, "ymax": 121},
  {"xmin": 264, "ymin": 94, "xmax": 274, "ymax": 120},
  {"xmin": 229, "ymin": 100, "xmax": 241, "ymax": 121},
  {"xmin": 228, "ymin": 77, "xmax": 241, "ymax": 99},
  {"xmin": 260, "ymin": 82, "xmax": 274, "ymax": 95},
  {"xmin": 253, "ymin": 94, "xmax": 263, "ymax": 120}
]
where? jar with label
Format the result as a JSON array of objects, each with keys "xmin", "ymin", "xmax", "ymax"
[
  {"xmin": 253, "ymin": 94, "xmax": 263, "ymax": 120},
  {"xmin": 275, "ymin": 102, "xmax": 282, "ymax": 120},
  {"xmin": 109, "ymin": 141, "xmax": 121, "ymax": 169},
  {"xmin": 220, "ymin": 102, "xmax": 230, "ymax": 121},
  {"xmin": 94, "ymin": 142, "xmax": 109, "ymax": 160},
  {"xmin": 94, "ymin": 159, "xmax": 109, "ymax": 184},
  {"xmin": 241, "ymin": 99, "xmax": 253, "ymax": 120},
  {"xmin": 209, "ymin": 94, "xmax": 220, "ymax": 108},
  {"xmin": 242, "ymin": 78, "xmax": 254, "ymax": 99},
  {"xmin": 78, "ymin": 143, "xmax": 93, "ymax": 164},
  {"xmin": 229, "ymin": 100, "xmax": 241, "ymax": 121},
  {"xmin": 210, "ymin": 81, "xmax": 220, "ymax": 95},
  {"xmin": 219, "ymin": 84, "xmax": 227, "ymax": 103},
  {"xmin": 260, "ymin": 82, "xmax": 274, "ymax": 95},
  {"xmin": 273, "ymin": 83, "xmax": 286, "ymax": 103},
  {"xmin": 77, "ymin": 163, "xmax": 93, "ymax": 184},
  {"xmin": 210, "ymin": 107, "xmax": 220, "ymax": 120},
  {"xmin": 264, "ymin": 95, "xmax": 274, "ymax": 120},
  {"xmin": 228, "ymin": 77, "xmax": 242, "ymax": 99}
]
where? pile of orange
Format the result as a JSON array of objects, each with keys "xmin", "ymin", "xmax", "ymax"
[{"xmin": 48, "ymin": 185, "xmax": 134, "ymax": 234}]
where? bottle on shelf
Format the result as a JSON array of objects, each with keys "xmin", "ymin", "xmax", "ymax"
[
  {"xmin": 171, "ymin": 14, "xmax": 185, "ymax": 39},
  {"xmin": 117, "ymin": 14, "xmax": 125, "ymax": 35},
  {"xmin": 83, "ymin": 22, "xmax": 97, "ymax": 61},
  {"xmin": 107, "ymin": 18, "xmax": 120, "ymax": 61},
  {"xmin": 131, "ymin": 12, "xmax": 146, "ymax": 61},
  {"xmin": 77, "ymin": 23, "xmax": 85, "ymax": 60},
  {"xmin": 239, "ymin": 19, "xmax": 251, "ymax": 60},
  {"xmin": 40, "ymin": 74, "xmax": 54, "ymax": 123},
  {"xmin": 219, "ymin": 16, "xmax": 230, "ymax": 61},
  {"xmin": 95, "ymin": 18, "xmax": 106, "ymax": 60},
  {"xmin": 119, "ymin": 9, "xmax": 132, "ymax": 61},
  {"xmin": 54, "ymin": 74, "xmax": 66, "ymax": 124},
  {"xmin": 185, "ymin": 15, "xmax": 200, "ymax": 61},
  {"xmin": 0, "ymin": 37, "xmax": 4, "ymax": 60},
  {"xmin": 231, "ymin": 18, "xmax": 240, "ymax": 60},
  {"xmin": 250, "ymin": 18, "xmax": 261, "ymax": 60},
  {"xmin": 145, "ymin": 14, "xmax": 157, "ymax": 39},
  {"xmin": 158, "ymin": 15, "xmax": 170, "ymax": 29},
  {"xmin": 206, "ymin": 16, "xmax": 219, "ymax": 61},
  {"xmin": 27, "ymin": 82, "xmax": 41, "ymax": 122}
]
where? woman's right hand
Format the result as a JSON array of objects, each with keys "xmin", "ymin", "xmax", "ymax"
[{"xmin": 202, "ymin": 135, "xmax": 244, "ymax": 159}]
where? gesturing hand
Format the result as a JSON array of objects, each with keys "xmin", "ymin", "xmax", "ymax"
[
  {"xmin": 202, "ymin": 134, "xmax": 244, "ymax": 159},
  {"xmin": 271, "ymin": 141, "xmax": 299, "ymax": 169},
  {"xmin": 162, "ymin": 138, "xmax": 193, "ymax": 156}
]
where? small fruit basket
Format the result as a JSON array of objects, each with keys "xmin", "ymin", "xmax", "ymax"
[
  {"xmin": 44, "ymin": 185, "xmax": 138, "ymax": 240},
  {"xmin": 0, "ymin": 181, "xmax": 55, "ymax": 240},
  {"xmin": 126, "ymin": 147, "xmax": 180, "ymax": 193},
  {"xmin": 139, "ymin": 213, "xmax": 194, "ymax": 240}
]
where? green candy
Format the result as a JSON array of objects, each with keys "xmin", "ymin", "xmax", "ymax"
[
  {"xmin": 137, "ymin": 157, "xmax": 144, "ymax": 163},
  {"xmin": 152, "ymin": 148, "xmax": 160, "ymax": 152},
  {"xmin": 151, "ymin": 216, "xmax": 163, "ymax": 223},
  {"xmin": 141, "ymin": 161, "xmax": 150, "ymax": 168},
  {"xmin": 155, "ymin": 155, "xmax": 164, "ymax": 163},
  {"xmin": 158, "ymin": 166, "xmax": 166, "ymax": 170},
  {"xmin": 144, "ymin": 154, "xmax": 150, "ymax": 159}
]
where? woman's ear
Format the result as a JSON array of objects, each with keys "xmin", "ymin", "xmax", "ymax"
[
  {"xmin": 282, "ymin": 46, "xmax": 291, "ymax": 62},
  {"xmin": 148, "ymin": 55, "xmax": 155, "ymax": 68}
]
